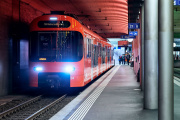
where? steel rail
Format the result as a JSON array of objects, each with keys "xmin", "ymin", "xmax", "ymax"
[
  {"xmin": 25, "ymin": 94, "xmax": 67, "ymax": 120},
  {"xmin": 0, "ymin": 95, "xmax": 42, "ymax": 119},
  {"xmin": 174, "ymin": 69, "xmax": 180, "ymax": 74}
]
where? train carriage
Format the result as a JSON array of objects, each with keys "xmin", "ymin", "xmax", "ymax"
[{"xmin": 29, "ymin": 12, "xmax": 114, "ymax": 89}]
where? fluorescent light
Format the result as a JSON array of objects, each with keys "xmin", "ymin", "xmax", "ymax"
[
  {"xmin": 50, "ymin": 17, "xmax": 57, "ymax": 20},
  {"xmin": 174, "ymin": 43, "xmax": 176, "ymax": 47},
  {"xmin": 127, "ymin": 39, "xmax": 133, "ymax": 42}
]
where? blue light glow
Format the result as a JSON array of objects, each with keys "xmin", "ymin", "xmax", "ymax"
[
  {"xmin": 34, "ymin": 67, "xmax": 43, "ymax": 71},
  {"xmin": 50, "ymin": 17, "xmax": 57, "ymax": 20},
  {"xmin": 65, "ymin": 66, "xmax": 75, "ymax": 72}
]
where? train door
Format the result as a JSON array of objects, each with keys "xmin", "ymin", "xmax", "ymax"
[
  {"xmin": 102, "ymin": 47, "xmax": 105, "ymax": 71},
  {"xmin": 105, "ymin": 46, "xmax": 107, "ymax": 69},
  {"xmin": 94, "ymin": 45, "xmax": 98, "ymax": 76},
  {"xmin": 84, "ymin": 36, "xmax": 88, "ymax": 82},
  {"xmin": 98, "ymin": 43, "xmax": 101, "ymax": 75},
  {"xmin": 85, "ymin": 38, "xmax": 91, "ymax": 82},
  {"xmin": 108, "ymin": 47, "xmax": 110, "ymax": 68},
  {"xmin": 91, "ymin": 44, "xmax": 94, "ymax": 80}
]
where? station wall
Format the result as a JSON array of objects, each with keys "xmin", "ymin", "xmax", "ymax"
[
  {"xmin": 0, "ymin": 0, "xmax": 43, "ymax": 96},
  {"xmin": 0, "ymin": 0, "xmax": 13, "ymax": 96}
]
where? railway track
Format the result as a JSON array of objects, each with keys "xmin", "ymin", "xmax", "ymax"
[
  {"xmin": 174, "ymin": 68, "xmax": 180, "ymax": 78},
  {"xmin": 0, "ymin": 94, "xmax": 67, "ymax": 120}
]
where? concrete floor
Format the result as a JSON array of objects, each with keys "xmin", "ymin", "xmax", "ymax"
[
  {"xmin": 174, "ymin": 83, "xmax": 180, "ymax": 120},
  {"xmin": 84, "ymin": 65, "xmax": 158, "ymax": 120},
  {"xmin": 51, "ymin": 65, "xmax": 180, "ymax": 120}
]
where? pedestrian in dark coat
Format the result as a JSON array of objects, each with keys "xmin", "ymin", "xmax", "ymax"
[
  {"xmin": 119, "ymin": 56, "xmax": 122, "ymax": 65},
  {"xmin": 126, "ymin": 53, "xmax": 130, "ymax": 65}
]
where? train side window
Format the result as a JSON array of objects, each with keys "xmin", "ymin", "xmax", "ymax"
[
  {"xmin": 87, "ymin": 38, "xmax": 91, "ymax": 58},
  {"xmin": 105, "ymin": 46, "xmax": 107, "ymax": 56},
  {"xmin": 101, "ymin": 46, "xmax": 103, "ymax": 57},
  {"xmin": 93, "ymin": 45, "xmax": 98, "ymax": 67},
  {"xmin": 98, "ymin": 43, "xmax": 101, "ymax": 57},
  {"xmin": 93, "ymin": 45, "xmax": 96, "ymax": 66},
  {"xmin": 102, "ymin": 47, "xmax": 105, "ymax": 64},
  {"xmin": 108, "ymin": 48, "xmax": 110, "ymax": 62},
  {"xmin": 97, "ymin": 44, "xmax": 99, "ymax": 57},
  {"xmin": 111, "ymin": 49, "xmax": 114, "ymax": 60}
]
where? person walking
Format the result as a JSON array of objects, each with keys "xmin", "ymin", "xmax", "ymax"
[{"xmin": 126, "ymin": 53, "xmax": 130, "ymax": 65}]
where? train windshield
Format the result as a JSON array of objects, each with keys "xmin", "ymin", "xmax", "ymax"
[{"xmin": 30, "ymin": 31, "xmax": 83, "ymax": 62}]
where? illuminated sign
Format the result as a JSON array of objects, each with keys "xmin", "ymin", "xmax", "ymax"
[
  {"xmin": 129, "ymin": 31, "xmax": 138, "ymax": 36},
  {"xmin": 121, "ymin": 35, "xmax": 136, "ymax": 39},
  {"xmin": 38, "ymin": 21, "xmax": 70, "ymax": 28},
  {"xmin": 174, "ymin": 0, "xmax": 180, "ymax": 5},
  {"xmin": 128, "ymin": 23, "xmax": 140, "ymax": 29},
  {"xmin": 39, "ymin": 58, "xmax": 46, "ymax": 60}
]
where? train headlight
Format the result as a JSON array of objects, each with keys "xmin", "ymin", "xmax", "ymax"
[
  {"xmin": 34, "ymin": 67, "xmax": 43, "ymax": 71},
  {"xmin": 65, "ymin": 66, "xmax": 75, "ymax": 72}
]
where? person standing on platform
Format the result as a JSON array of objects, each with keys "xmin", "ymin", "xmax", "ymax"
[
  {"xmin": 126, "ymin": 53, "xmax": 130, "ymax": 65},
  {"xmin": 119, "ymin": 56, "xmax": 121, "ymax": 65},
  {"xmin": 122, "ymin": 54, "xmax": 125, "ymax": 65},
  {"xmin": 119, "ymin": 56, "xmax": 122, "ymax": 65}
]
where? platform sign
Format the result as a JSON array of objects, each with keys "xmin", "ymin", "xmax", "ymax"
[
  {"xmin": 128, "ymin": 23, "xmax": 140, "ymax": 29},
  {"xmin": 174, "ymin": 0, "xmax": 180, "ymax": 5},
  {"xmin": 121, "ymin": 35, "xmax": 136, "ymax": 39},
  {"xmin": 129, "ymin": 31, "xmax": 138, "ymax": 36}
]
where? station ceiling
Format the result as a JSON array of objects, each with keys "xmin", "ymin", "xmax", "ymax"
[{"xmin": 22, "ymin": 0, "xmax": 143, "ymax": 39}]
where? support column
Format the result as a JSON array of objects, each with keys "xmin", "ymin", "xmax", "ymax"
[
  {"xmin": 144, "ymin": 0, "xmax": 158, "ymax": 109},
  {"xmin": 141, "ymin": 3, "xmax": 145, "ymax": 91},
  {"xmin": 158, "ymin": 0, "xmax": 174, "ymax": 119}
]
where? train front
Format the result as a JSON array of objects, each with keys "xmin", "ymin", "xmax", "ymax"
[{"xmin": 29, "ymin": 14, "xmax": 84, "ymax": 89}]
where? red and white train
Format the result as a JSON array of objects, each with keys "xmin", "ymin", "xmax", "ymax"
[{"xmin": 29, "ymin": 12, "xmax": 114, "ymax": 89}]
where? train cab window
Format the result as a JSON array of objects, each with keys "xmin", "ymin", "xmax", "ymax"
[{"xmin": 30, "ymin": 31, "xmax": 83, "ymax": 62}]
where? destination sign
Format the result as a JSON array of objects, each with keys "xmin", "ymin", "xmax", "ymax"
[{"xmin": 38, "ymin": 21, "xmax": 70, "ymax": 28}]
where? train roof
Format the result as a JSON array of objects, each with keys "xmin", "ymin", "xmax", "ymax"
[{"xmin": 30, "ymin": 13, "xmax": 112, "ymax": 46}]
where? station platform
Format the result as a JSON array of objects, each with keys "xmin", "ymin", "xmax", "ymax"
[{"xmin": 50, "ymin": 65, "xmax": 159, "ymax": 120}]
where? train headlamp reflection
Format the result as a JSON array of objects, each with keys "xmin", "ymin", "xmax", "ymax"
[
  {"xmin": 65, "ymin": 66, "xmax": 75, "ymax": 72},
  {"xmin": 34, "ymin": 67, "xmax": 43, "ymax": 71}
]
